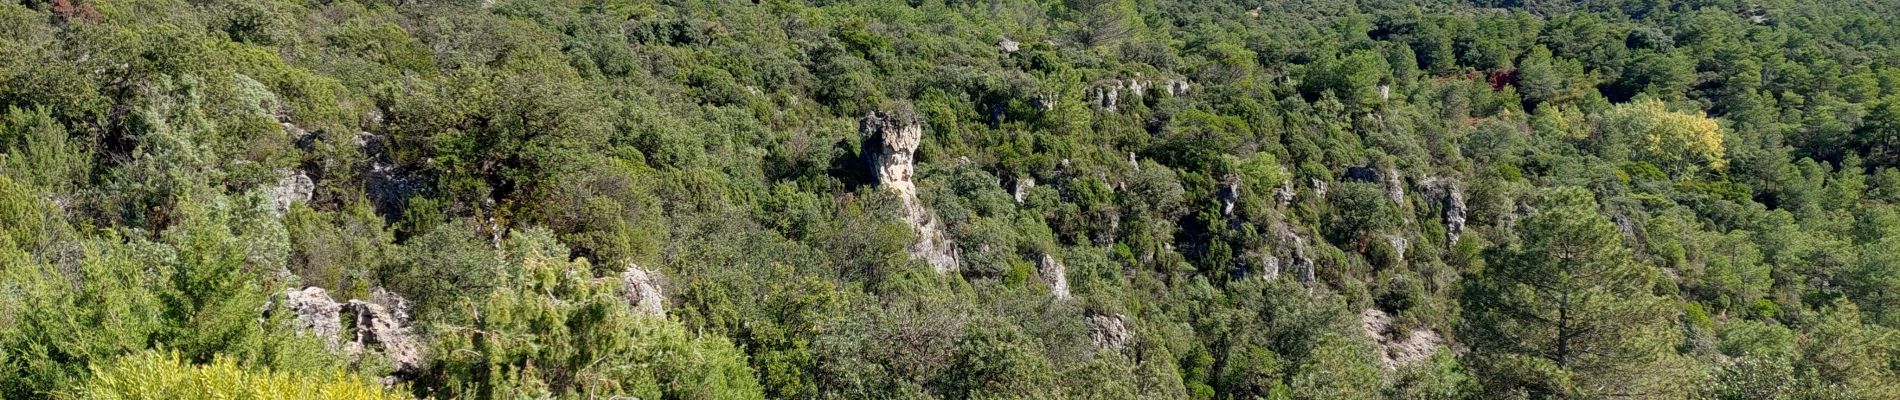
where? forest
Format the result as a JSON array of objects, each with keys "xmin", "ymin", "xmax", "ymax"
[{"xmin": 3, "ymin": 0, "xmax": 1900, "ymax": 398}]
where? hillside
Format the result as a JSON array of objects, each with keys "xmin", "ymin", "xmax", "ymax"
[{"xmin": 4, "ymin": 0, "xmax": 1900, "ymax": 398}]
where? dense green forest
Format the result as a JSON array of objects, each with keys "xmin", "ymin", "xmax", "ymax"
[{"xmin": 4, "ymin": 0, "xmax": 1900, "ymax": 398}]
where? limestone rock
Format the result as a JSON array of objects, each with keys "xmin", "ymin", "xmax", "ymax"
[
  {"xmin": 1385, "ymin": 234, "xmax": 1409, "ymax": 265},
  {"xmin": 862, "ymin": 111, "xmax": 960, "ymax": 273},
  {"xmin": 1360, "ymin": 308, "xmax": 1443, "ymax": 369},
  {"xmin": 1165, "ymin": 78, "xmax": 1190, "ymax": 96},
  {"xmin": 345, "ymin": 295, "xmax": 423, "ymax": 374},
  {"xmin": 268, "ymin": 170, "xmax": 314, "ymax": 215},
  {"xmin": 998, "ymin": 37, "xmax": 1019, "ymax": 53},
  {"xmin": 1257, "ymin": 253, "xmax": 1281, "ymax": 280},
  {"xmin": 274, "ymin": 287, "xmax": 422, "ymax": 380},
  {"xmin": 1038, "ymin": 253, "xmax": 1071, "ymax": 300},
  {"xmin": 1274, "ymin": 181, "xmax": 1296, "ymax": 208},
  {"xmin": 1384, "ymin": 168, "xmax": 1405, "ymax": 203},
  {"xmin": 281, "ymin": 287, "xmax": 342, "ymax": 350},
  {"xmin": 622, "ymin": 262, "xmax": 667, "ymax": 317},
  {"xmin": 1273, "ymin": 221, "xmax": 1316, "ymax": 284},
  {"xmin": 1416, "ymin": 177, "xmax": 1468, "ymax": 245},
  {"xmin": 1218, "ymin": 179, "xmax": 1240, "ymax": 216},
  {"xmin": 1013, "ymin": 176, "xmax": 1035, "ymax": 204},
  {"xmin": 1088, "ymin": 313, "xmax": 1132, "ymax": 351}
]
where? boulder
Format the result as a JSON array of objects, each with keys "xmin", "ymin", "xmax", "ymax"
[
  {"xmin": 1013, "ymin": 176, "xmax": 1035, "ymax": 204},
  {"xmin": 1218, "ymin": 179, "xmax": 1240, "ymax": 216},
  {"xmin": 1273, "ymin": 221, "xmax": 1316, "ymax": 284},
  {"xmin": 1384, "ymin": 168, "xmax": 1405, "ymax": 203}
]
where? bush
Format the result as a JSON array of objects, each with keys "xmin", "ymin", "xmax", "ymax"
[{"xmin": 71, "ymin": 350, "xmax": 406, "ymax": 400}]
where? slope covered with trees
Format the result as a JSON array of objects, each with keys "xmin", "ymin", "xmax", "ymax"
[{"xmin": 4, "ymin": 0, "xmax": 1900, "ymax": 398}]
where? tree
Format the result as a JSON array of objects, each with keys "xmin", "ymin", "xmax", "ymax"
[
  {"xmin": 1461, "ymin": 187, "xmax": 1692, "ymax": 399},
  {"xmin": 422, "ymin": 228, "xmax": 764, "ymax": 400},
  {"xmin": 1598, "ymin": 98, "xmax": 1728, "ymax": 174},
  {"xmin": 1290, "ymin": 332, "xmax": 1381, "ymax": 400}
]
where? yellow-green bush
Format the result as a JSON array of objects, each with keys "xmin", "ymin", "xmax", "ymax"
[{"xmin": 70, "ymin": 351, "xmax": 407, "ymax": 400}]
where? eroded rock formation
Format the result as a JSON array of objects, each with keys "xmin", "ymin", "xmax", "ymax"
[
  {"xmin": 268, "ymin": 170, "xmax": 314, "ymax": 215},
  {"xmin": 1038, "ymin": 253, "xmax": 1071, "ymax": 300},
  {"xmin": 1416, "ymin": 177, "xmax": 1468, "ymax": 245},
  {"xmin": 863, "ymin": 111, "xmax": 960, "ymax": 273},
  {"xmin": 282, "ymin": 287, "xmax": 342, "ymax": 350},
  {"xmin": 275, "ymin": 287, "xmax": 424, "ymax": 380},
  {"xmin": 345, "ymin": 293, "xmax": 423, "ymax": 374},
  {"xmin": 622, "ymin": 261, "xmax": 667, "ymax": 317},
  {"xmin": 1272, "ymin": 221, "xmax": 1316, "ymax": 284},
  {"xmin": 1088, "ymin": 313, "xmax": 1132, "ymax": 351},
  {"xmin": 1360, "ymin": 308, "xmax": 1443, "ymax": 369}
]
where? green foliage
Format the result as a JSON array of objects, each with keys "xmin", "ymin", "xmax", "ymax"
[
  {"xmin": 1462, "ymin": 187, "xmax": 1693, "ymax": 398},
  {"xmin": 70, "ymin": 350, "xmax": 407, "ymax": 400},
  {"xmin": 423, "ymin": 229, "xmax": 764, "ymax": 400},
  {"xmin": 3, "ymin": 0, "xmax": 1900, "ymax": 398}
]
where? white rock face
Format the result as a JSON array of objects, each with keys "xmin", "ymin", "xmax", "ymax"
[
  {"xmin": 346, "ymin": 295, "xmax": 423, "ymax": 374},
  {"xmin": 268, "ymin": 170, "xmax": 314, "ymax": 215},
  {"xmin": 1038, "ymin": 253, "xmax": 1071, "ymax": 300},
  {"xmin": 863, "ymin": 111, "xmax": 960, "ymax": 273},
  {"xmin": 1384, "ymin": 168, "xmax": 1405, "ymax": 203},
  {"xmin": 1417, "ymin": 177, "xmax": 1468, "ymax": 245},
  {"xmin": 1273, "ymin": 221, "xmax": 1316, "ymax": 284},
  {"xmin": 1013, "ymin": 176, "xmax": 1035, "ymax": 204},
  {"xmin": 276, "ymin": 287, "xmax": 422, "ymax": 380},
  {"xmin": 1360, "ymin": 308, "xmax": 1443, "ymax": 369},
  {"xmin": 282, "ymin": 287, "xmax": 342, "ymax": 350},
  {"xmin": 1088, "ymin": 313, "xmax": 1132, "ymax": 351},
  {"xmin": 622, "ymin": 262, "xmax": 666, "ymax": 317}
]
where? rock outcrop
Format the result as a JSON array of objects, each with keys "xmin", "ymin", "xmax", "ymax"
[
  {"xmin": 275, "ymin": 287, "xmax": 424, "ymax": 380},
  {"xmin": 1088, "ymin": 313, "xmax": 1132, "ymax": 351},
  {"xmin": 1089, "ymin": 77, "xmax": 1191, "ymax": 111},
  {"xmin": 1385, "ymin": 234, "xmax": 1409, "ymax": 265},
  {"xmin": 345, "ymin": 293, "xmax": 423, "ymax": 374},
  {"xmin": 1013, "ymin": 176, "xmax": 1035, "ymax": 204},
  {"xmin": 1416, "ymin": 177, "xmax": 1468, "ymax": 245},
  {"xmin": 282, "ymin": 287, "xmax": 342, "ymax": 350},
  {"xmin": 267, "ymin": 170, "xmax": 314, "ymax": 215},
  {"xmin": 1038, "ymin": 253, "xmax": 1071, "ymax": 300},
  {"xmin": 1383, "ymin": 168, "xmax": 1405, "ymax": 203},
  {"xmin": 1165, "ymin": 78, "xmax": 1191, "ymax": 96},
  {"xmin": 1256, "ymin": 252, "xmax": 1281, "ymax": 280},
  {"xmin": 863, "ymin": 111, "xmax": 960, "ymax": 273},
  {"xmin": 622, "ymin": 261, "xmax": 666, "ymax": 316},
  {"xmin": 1360, "ymin": 308, "xmax": 1443, "ymax": 369},
  {"xmin": 1271, "ymin": 221, "xmax": 1316, "ymax": 284},
  {"xmin": 998, "ymin": 37, "xmax": 1019, "ymax": 53},
  {"xmin": 1274, "ymin": 181, "xmax": 1296, "ymax": 208},
  {"xmin": 358, "ymin": 132, "xmax": 426, "ymax": 220},
  {"xmin": 1218, "ymin": 179, "xmax": 1240, "ymax": 216}
]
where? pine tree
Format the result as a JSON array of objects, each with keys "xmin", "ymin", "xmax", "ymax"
[{"xmin": 1461, "ymin": 187, "xmax": 1693, "ymax": 399}]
